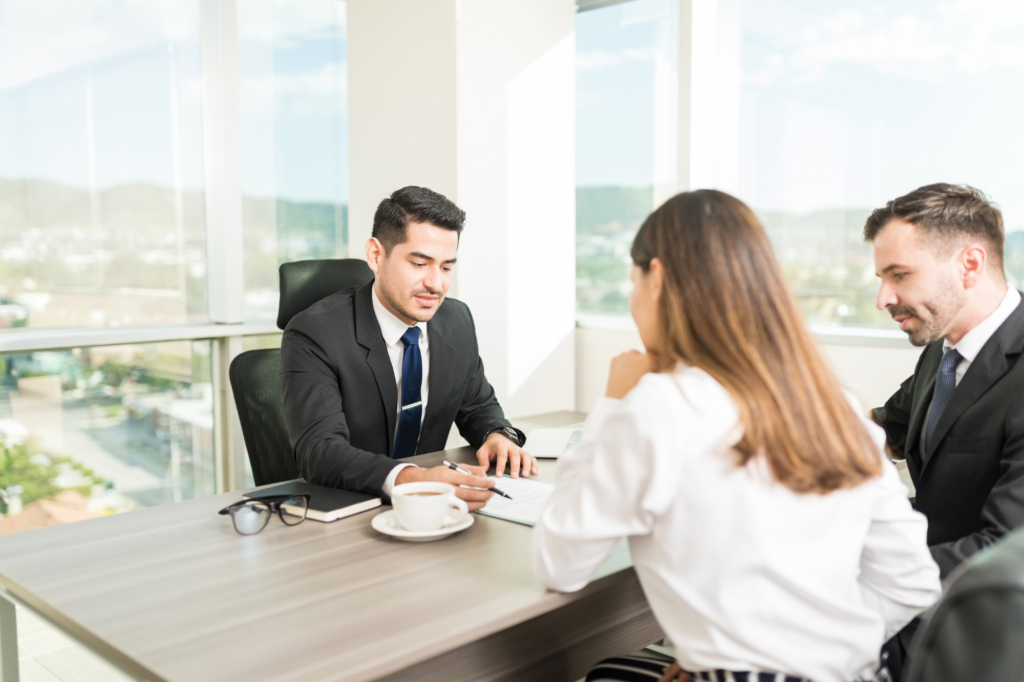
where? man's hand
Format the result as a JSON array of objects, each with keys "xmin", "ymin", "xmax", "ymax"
[
  {"xmin": 606, "ymin": 350, "xmax": 658, "ymax": 399},
  {"xmin": 394, "ymin": 463, "xmax": 494, "ymax": 511},
  {"xmin": 658, "ymin": 661, "xmax": 690, "ymax": 682},
  {"xmin": 476, "ymin": 432, "xmax": 538, "ymax": 479}
]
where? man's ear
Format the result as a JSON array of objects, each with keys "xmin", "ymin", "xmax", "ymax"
[
  {"xmin": 365, "ymin": 238, "xmax": 385, "ymax": 274},
  {"xmin": 960, "ymin": 244, "xmax": 987, "ymax": 289}
]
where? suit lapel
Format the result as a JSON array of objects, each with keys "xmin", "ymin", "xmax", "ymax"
[
  {"xmin": 354, "ymin": 282, "xmax": 398, "ymax": 455},
  {"xmin": 906, "ymin": 343, "xmax": 942, "ymax": 467},
  {"xmin": 920, "ymin": 295, "xmax": 1024, "ymax": 473},
  {"xmin": 422, "ymin": 310, "xmax": 458, "ymax": 452}
]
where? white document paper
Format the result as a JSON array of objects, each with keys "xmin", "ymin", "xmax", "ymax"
[
  {"xmin": 475, "ymin": 476, "xmax": 554, "ymax": 526},
  {"xmin": 525, "ymin": 426, "xmax": 585, "ymax": 458}
]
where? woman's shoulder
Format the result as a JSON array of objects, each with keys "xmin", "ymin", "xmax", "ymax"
[{"xmin": 625, "ymin": 365, "xmax": 739, "ymax": 428}]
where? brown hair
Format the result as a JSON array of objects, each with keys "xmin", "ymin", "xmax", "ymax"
[
  {"xmin": 631, "ymin": 190, "xmax": 881, "ymax": 494},
  {"xmin": 863, "ymin": 183, "xmax": 1005, "ymax": 275}
]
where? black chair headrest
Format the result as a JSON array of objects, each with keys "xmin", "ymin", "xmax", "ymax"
[{"xmin": 277, "ymin": 258, "xmax": 375, "ymax": 330}]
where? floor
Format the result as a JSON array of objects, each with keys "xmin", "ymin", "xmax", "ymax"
[{"xmin": 14, "ymin": 604, "xmax": 139, "ymax": 682}]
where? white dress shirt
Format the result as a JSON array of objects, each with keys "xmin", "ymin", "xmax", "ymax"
[
  {"xmin": 922, "ymin": 286, "xmax": 1021, "ymax": 452},
  {"xmin": 532, "ymin": 367, "xmax": 941, "ymax": 682},
  {"xmin": 371, "ymin": 288, "xmax": 429, "ymax": 496}
]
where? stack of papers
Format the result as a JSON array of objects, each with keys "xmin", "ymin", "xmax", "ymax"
[{"xmin": 475, "ymin": 476, "xmax": 554, "ymax": 526}]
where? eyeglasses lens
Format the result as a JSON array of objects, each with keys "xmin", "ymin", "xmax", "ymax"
[
  {"xmin": 279, "ymin": 496, "xmax": 308, "ymax": 525},
  {"xmin": 232, "ymin": 501, "xmax": 271, "ymax": 535}
]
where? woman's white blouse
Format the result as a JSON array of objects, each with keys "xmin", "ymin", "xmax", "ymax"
[{"xmin": 531, "ymin": 367, "xmax": 941, "ymax": 682}]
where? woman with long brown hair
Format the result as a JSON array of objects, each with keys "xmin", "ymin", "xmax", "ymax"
[{"xmin": 532, "ymin": 190, "xmax": 940, "ymax": 682}]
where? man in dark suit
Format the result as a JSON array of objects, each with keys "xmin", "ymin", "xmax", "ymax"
[
  {"xmin": 280, "ymin": 186, "xmax": 537, "ymax": 507},
  {"xmin": 866, "ymin": 183, "xmax": 1024, "ymax": 677}
]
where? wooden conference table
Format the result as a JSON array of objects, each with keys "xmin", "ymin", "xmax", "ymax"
[{"xmin": 0, "ymin": 440, "xmax": 662, "ymax": 681}]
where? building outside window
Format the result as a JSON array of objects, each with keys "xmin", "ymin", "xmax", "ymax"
[
  {"xmin": 576, "ymin": 0, "xmax": 677, "ymax": 317},
  {"xmin": 576, "ymin": 0, "xmax": 1024, "ymax": 331},
  {"xmin": 740, "ymin": 0, "xmax": 1024, "ymax": 329},
  {"xmin": 0, "ymin": 0, "xmax": 347, "ymax": 536}
]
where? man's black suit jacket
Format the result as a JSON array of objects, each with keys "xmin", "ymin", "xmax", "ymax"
[
  {"xmin": 279, "ymin": 281, "xmax": 519, "ymax": 496},
  {"xmin": 876, "ymin": 294, "xmax": 1024, "ymax": 579}
]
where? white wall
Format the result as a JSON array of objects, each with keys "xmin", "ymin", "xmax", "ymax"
[
  {"xmin": 347, "ymin": 0, "xmax": 577, "ymax": 420},
  {"xmin": 575, "ymin": 325, "xmax": 921, "ymax": 414}
]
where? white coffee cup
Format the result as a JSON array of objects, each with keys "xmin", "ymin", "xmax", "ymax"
[{"xmin": 391, "ymin": 482, "xmax": 468, "ymax": 532}]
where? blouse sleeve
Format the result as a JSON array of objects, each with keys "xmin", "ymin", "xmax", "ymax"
[
  {"xmin": 531, "ymin": 381, "xmax": 678, "ymax": 593},
  {"xmin": 857, "ymin": 421, "xmax": 942, "ymax": 638}
]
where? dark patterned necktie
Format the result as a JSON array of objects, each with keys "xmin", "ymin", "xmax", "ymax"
[
  {"xmin": 392, "ymin": 327, "xmax": 423, "ymax": 458},
  {"xmin": 924, "ymin": 348, "xmax": 962, "ymax": 452}
]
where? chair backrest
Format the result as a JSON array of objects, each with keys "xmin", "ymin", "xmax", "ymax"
[
  {"xmin": 276, "ymin": 258, "xmax": 374, "ymax": 330},
  {"xmin": 231, "ymin": 258, "xmax": 375, "ymax": 487},
  {"xmin": 229, "ymin": 349, "xmax": 296, "ymax": 486},
  {"xmin": 905, "ymin": 526, "xmax": 1024, "ymax": 682}
]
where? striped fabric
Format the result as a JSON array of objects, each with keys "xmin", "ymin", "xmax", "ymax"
[{"xmin": 585, "ymin": 655, "xmax": 891, "ymax": 682}]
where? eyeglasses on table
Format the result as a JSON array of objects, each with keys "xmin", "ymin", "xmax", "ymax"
[{"xmin": 218, "ymin": 494, "xmax": 311, "ymax": 535}]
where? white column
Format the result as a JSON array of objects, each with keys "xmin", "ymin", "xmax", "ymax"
[
  {"xmin": 348, "ymin": 0, "xmax": 577, "ymax": 417},
  {"xmin": 676, "ymin": 0, "xmax": 742, "ymax": 194},
  {"xmin": 201, "ymin": 0, "xmax": 245, "ymax": 324},
  {"xmin": 347, "ymin": 0, "xmax": 458, "ymax": 256}
]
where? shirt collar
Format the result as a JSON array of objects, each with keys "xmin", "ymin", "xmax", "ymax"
[
  {"xmin": 371, "ymin": 285, "xmax": 428, "ymax": 348},
  {"xmin": 945, "ymin": 287, "xmax": 1021, "ymax": 361}
]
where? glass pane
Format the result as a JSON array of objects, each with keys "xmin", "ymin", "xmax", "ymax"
[
  {"xmin": 239, "ymin": 0, "xmax": 349, "ymax": 322},
  {"xmin": 241, "ymin": 333, "xmax": 282, "ymax": 352},
  {"xmin": 739, "ymin": 0, "xmax": 1024, "ymax": 329},
  {"xmin": 576, "ymin": 0, "xmax": 677, "ymax": 316},
  {"xmin": 0, "ymin": 340, "xmax": 215, "ymax": 535},
  {"xmin": 238, "ymin": 333, "xmax": 281, "ymax": 487},
  {"xmin": 0, "ymin": 0, "xmax": 208, "ymax": 331}
]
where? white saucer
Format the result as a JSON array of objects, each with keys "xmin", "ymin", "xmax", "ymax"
[{"xmin": 371, "ymin": 509, "xmax": 474, "ymax": 542}]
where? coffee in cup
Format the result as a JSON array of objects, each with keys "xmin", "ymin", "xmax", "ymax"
[{"xmin": 391, "ymin": 482, "xmax": 468, "ymax": 532}]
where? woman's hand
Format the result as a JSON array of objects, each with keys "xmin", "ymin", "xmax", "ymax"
[
  {"xmin": 606, "ymin": 350, "xmax": 658, "ymax": 399},
  {"xmin": 658, "ymin": 661, "xmax": 691, "ymax": 682}
]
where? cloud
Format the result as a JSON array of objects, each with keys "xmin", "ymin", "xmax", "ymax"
[
  {"xmin": 0, "ymin": 0, "xmax": 199, "ymax": 91},
  {"xmin": 0, "ymin": 0, "xmax": 346, "ymax": 93},
  {"xmin": 240, "ymin": 60, "xmax": 348, "ymax": 116},
  {"xmin": 576, "ymin": 47, "xmax": 656, "ymax": 71},
  {"xmin": 744, "ymin": 0, "xmax": 1024, "ymax": 88}
]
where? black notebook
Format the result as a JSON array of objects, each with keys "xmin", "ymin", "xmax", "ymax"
[{"xmin": 245, "ymin": 482, "xmax": 381, "ymax": 522}]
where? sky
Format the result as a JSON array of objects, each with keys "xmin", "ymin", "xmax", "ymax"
[
  {"xmin": 0, "ymin": 0, "xmax": 1022, "ymax": 228},
  {"xmin": 0, "ymin": 0, "xmax": 348, "ymax": 203},
  {"xmin": 574, "ymin": 0, "xmax": 1024, "ymax": 229}
]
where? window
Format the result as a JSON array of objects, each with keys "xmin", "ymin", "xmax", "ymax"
[
  {"xmin": 239, "ymin": 0, "xmax": 349, "ymax": 322},
  {"xmin": 0, "ymin": 0, "xmax": 207, "ymax": 331},
  {"xmin": 0, "ymin": 0, "xmax": 349, "ymax": 536},
  {"xmin": 739, "ymin": 0, "xmax": 1024, "ymax": 328},
  {"xmin": 0, "ymin": 341, "xmax": 214, "ymax": 532},
  {"xmin": 576, "ymin": 0, "xmax": 677, "ymax": 316}
]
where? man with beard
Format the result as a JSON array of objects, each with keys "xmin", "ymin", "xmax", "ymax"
[
  {"xmin": 866, "ymin": 183, "xmax": 1024, "ymax": 677},
  {"xmin": 280, "ymin": 186, "xmax": 536, "ymax": 507}
]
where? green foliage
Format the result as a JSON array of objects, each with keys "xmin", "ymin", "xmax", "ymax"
[
  {"xmin": 0, "ymin": 438, "xmax": 104, "ymax": 513},
  {"xmin": 576, "ymin": 186, "xmax": 653, "ymax": 235},
  {"xmin": 98, "ymin": 360, "xmax": 133, "ymax": 388},
  {"xmin": 0, "ymin": 439, "xmax": 61, "ymax": 512}
]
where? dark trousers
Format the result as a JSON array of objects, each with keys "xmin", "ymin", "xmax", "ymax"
[{"xmin": 881, "ymin": 617, "xmax": 922, "ymax": 682}]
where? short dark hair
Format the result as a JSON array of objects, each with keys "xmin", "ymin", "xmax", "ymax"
[
  {"xmin": 372, "ymin": 186, "xmax": 465, "ymax": 253},
  {"xmin": 863, "ymin": 183, "xmax": 1005, "ymax": 274}
]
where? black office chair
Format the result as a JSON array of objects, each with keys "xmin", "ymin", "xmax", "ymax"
[
  {"xmin": 904, "ymin": 525, "xmax": 1024, "ymax": 682},
  {"xmin": 229, "ymin": 259, "xmax": 374, "ymax": 486}
]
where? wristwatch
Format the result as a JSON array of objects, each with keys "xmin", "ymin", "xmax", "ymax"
[{"xmin": 487, "ymin": 426, "xmax": 524, "ymax": 447}]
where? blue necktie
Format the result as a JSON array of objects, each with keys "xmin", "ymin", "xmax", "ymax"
[
  {"xmin": 924, "ymin": 348, "xmax": 962, "ymax": 453},
  {"xmin": 392, "ymin": 327, "xmax": 423, "ymax": 458}
]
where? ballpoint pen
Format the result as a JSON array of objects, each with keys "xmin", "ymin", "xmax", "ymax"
[{"xmin": 443, "ymin": 460, "xmax": 513, "ymax": 500}]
